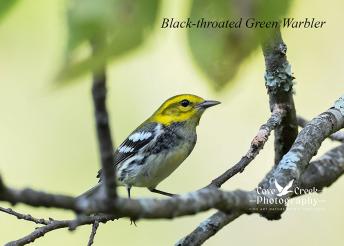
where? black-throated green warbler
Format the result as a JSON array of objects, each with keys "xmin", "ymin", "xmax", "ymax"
[{"xmin": 84, "ymin": 94, "xmax": 220, "ymax": 198}]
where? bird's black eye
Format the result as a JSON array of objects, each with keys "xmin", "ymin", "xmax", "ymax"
[{"xmin": 180, "ymin": 99, "xmax": 190, "ymax": 107}]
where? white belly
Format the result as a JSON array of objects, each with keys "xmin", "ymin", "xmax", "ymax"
[{"xmin": 118, "ymin": 141, "xmax": 194, "ymax": 189}]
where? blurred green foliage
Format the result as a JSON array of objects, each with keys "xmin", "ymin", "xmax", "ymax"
[
  {"xmin": 0, "ymin": 0, "xmax": 293, "ymax": 88},
  {"xmin": 59, "ymin": 0, "xmax": 160, "ymax": 81},
  {"xmin": 188, "ymin": 0, "xmax": 292, "ymax": 90},
  {"xmin": 0, "ymin": 0, "xmax": 20, "ymax": 21},
  {"xmin": 56, "ymin": 0, "xmax": 293, "ymax": 87},
  {"xmin": 56, "ymin": 0, "xmax": 291, "ymax": 87}
]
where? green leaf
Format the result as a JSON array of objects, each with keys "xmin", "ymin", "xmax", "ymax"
[
  {"xmin": 59, "ymin": 0, "xmax": 160, "ymax": 81},
  {"xmin": 0, "ymin": 0, "xmax": 20, "ymax": 21},
  {"xmin": 188, "ymin": 0, "xmax": 292, "ymax": 90}
]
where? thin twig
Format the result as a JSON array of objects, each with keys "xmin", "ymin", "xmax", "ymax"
[
  {"xmin": 298, "ymin": 116, "xmax": 344, "ymax": 142},
  {"xmin": 0, "ymin": 207, "xmax": 50, "ymax": 225},
  {"xmin": 207, "ymin": 105, "xmax": 285, "ymax": 188},
  {"xmin": 87, "ymin": 221, "xmax": 100, "ymax": 246},
  {"xmin": 5, "ymin": 214, "xmax": 116, "ymax": 246}
]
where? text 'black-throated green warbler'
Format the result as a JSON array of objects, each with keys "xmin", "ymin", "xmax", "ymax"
[{"xmin": 82, "ymin": 94, "xmax": 220, "ymax": 199}]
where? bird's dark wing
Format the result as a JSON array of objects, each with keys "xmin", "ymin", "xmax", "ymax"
[
  {"xmin": 96, "ymin": 122, "xmax": 160, "ymax": 180},
  {"xmin": 114, "ymin": 134, "xmax": 154, "ymax": 165}
]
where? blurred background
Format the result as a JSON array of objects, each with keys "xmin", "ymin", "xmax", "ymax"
[{"xmin": 0, "ymin": 0, "xmax": 344, "ymax": 245}]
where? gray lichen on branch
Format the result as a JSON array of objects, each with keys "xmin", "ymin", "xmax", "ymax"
[
  {"xmin": 264, "ymin": 59, "xmax": 293, "ymax": 92},
  {"xmin": 263, "ymin": 32, "xmax": 294, "ymax": 93}
]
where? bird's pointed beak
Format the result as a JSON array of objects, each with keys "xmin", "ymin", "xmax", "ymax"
[{"xmin": 196, "ymin": 100, "xmax": 221, "ymax": 109}]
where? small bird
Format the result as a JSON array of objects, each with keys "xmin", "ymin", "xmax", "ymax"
[{"xmin": 83, "ymin": 94, "xmax": 220, "ymax": 199}]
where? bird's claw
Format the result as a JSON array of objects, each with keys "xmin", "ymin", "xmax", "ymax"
[{"xmin": 130, "ymin": 218, "xmax": 137, "ymax": 226}]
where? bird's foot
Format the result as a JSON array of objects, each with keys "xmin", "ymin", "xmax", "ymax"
[
  {"xmin": 130, "ymin": 218, "xmax": 137, "ymax": 226},
  {"xmin": 149, "ymin": 188, "xmax": 176, "ymax": 197}
]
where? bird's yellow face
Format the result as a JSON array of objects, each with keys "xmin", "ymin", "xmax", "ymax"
[{"xmin": 149, "ymin": 94, "xmax": 220, "ymax": 126}]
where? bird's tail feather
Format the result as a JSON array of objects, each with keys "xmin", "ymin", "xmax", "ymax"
[{"xmin": 76, "ymin": 183, "xmax": 104, "ymax": 201}]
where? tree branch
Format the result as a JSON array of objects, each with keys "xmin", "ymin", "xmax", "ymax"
[
  {"xmin": 87, "ymin": 221, "xmax": 100, "ymax": 246},
  {"xmin": 1, "ymin": 96, "xmax": 344, "ymax": 245},
  {"xmin": 176, "ymin": 210, "xmax": 242, "ymax": 246},
  {"xmin": 262, "ymin": 28, "xmax": 298, "ymax": 165},
  {"xmin": 0, "ymin": 207, "xmax": 50, "ymax": 225},
  {"xmin": 207, "ymin": 104, "xmax": 285, "ymax": 188},
  {"xmin": 1, "ymin": 96, "xmax": 344, "ymax": 219},
  {"xmin": 298, "ymin": 116, "xmax": 344, "ymax": 142},
  {"xmin": 4, "ymin": 214, "xmax": 117, "ymax": 246},
  {"xmin": 300, "ymin": 143, "xmax": 344, "ymax": 189},
  {"xmin": 90, "ymin": 41, "xmax": 117, "ymax": 200},
  {"xmin": 177, "ymin": 96, "xmax": 344, "ymax": 245},
  {"xmin": 0, "ymin": 178, "xmax": 77, "ymax": 211},
  {"xmin": 178, "ymin": 142, "xmax": 344, "ymax": 246}
]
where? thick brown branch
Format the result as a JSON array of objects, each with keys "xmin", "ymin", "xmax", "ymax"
[
  {"xmin": 262, "ymin": 28, "xmax": 298, "ymax": 165},
  {"xmin": 208, "ymin": 105, "xmax": 285, "ymax": 188}
]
